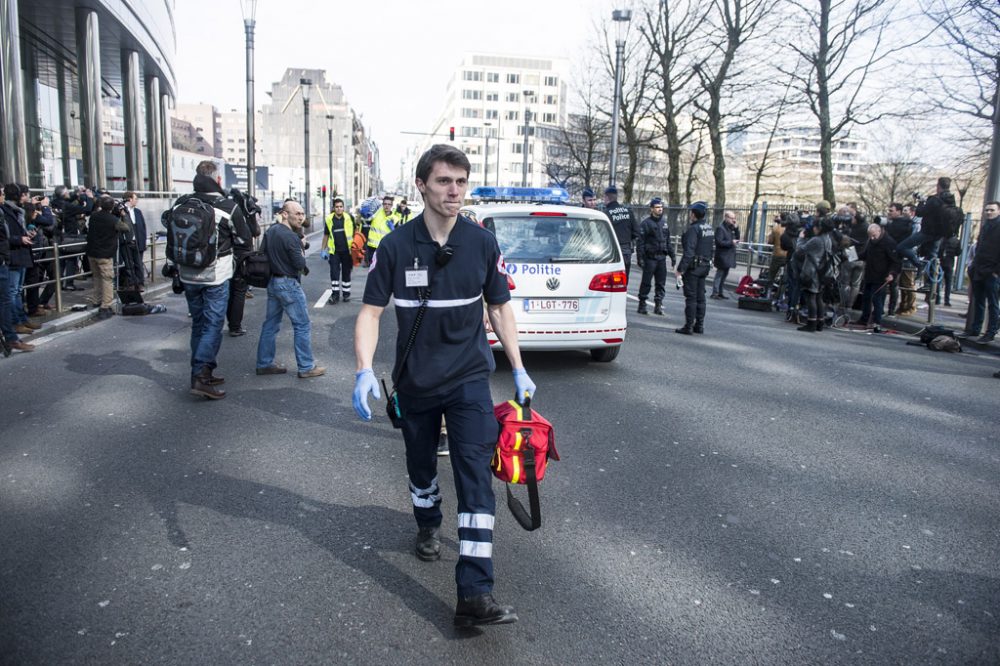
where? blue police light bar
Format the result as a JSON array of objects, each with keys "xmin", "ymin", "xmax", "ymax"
[{"xmin": 470, "ymin": 186, "xmax": 570, "ymax": 204}]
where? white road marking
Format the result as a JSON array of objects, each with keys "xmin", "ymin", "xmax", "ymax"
[{"xmin": 314, "ymin": 289, "xmax": 331, "ymax": 309}]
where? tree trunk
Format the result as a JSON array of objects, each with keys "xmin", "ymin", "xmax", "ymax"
[{"xmin": 817, "ymin": 0, "xmax": 837, "ymax": 207}]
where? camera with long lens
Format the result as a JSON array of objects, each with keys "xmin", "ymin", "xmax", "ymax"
[{"xmin": 229, "ymin": 187, "xmax": 262, "ymax": 219}]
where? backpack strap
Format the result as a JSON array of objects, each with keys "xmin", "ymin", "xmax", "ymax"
[{"xmin": 505, "ymin": 427, "xmax": 542, "ymax": 531}]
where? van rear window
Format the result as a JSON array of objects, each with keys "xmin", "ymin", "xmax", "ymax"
[{"xmin": 485, "ymin": 215, "xmax": 620, "ymax": 263}]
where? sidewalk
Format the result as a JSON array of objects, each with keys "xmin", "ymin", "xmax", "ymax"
[{"xmin": 723, "ymin": 261, "xmax": 1000, "ymax": 356}]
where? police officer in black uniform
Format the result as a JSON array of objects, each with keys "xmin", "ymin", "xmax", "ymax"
[
  {"xmin": 352, "ymin": 144, "xmax": 535, "ymax": 628},
  {"xmin": 634, "ymin": 197, "xmax": 676, "ymax": 315},
  {"xmin": 603, "ymin": 186, "xmax": 639, "ymax": 286},
  {"xmin": 675, "ymin": 201, "xmax": 714, "ymax": 335}
]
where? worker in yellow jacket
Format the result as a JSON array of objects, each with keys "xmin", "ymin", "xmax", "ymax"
[
  {"xmin": 321, "ymin": 197, "xmax": 356, "ymax": 304},
  {"xmin": 365, "ymin": 194, "xmax": 401, "ymax": 265}
]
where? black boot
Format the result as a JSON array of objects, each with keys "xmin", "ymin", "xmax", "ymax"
[
  {"xmin": 415, "ymin": 526, "xmax": 441, "ymax": 561},
  {"xmin": 637, "ymin": 299, "xmax": 648, "ymax": 315},
  {"xmin": 693, "ymin": 321, "xmax": 704, "ymax": 334},
  {"xmin": 190, "ymin": 368, "xmax": 226, "ymax": 399},
  {"xmin": 797, "ymin": 319, "xmax": 817, "ymax": 332},
  {"xmin": 675, "ymin": 325, "xmax": 693, "ymax": 335},
  {"xmin": 342, "ymin": 291, "xmax": 350, "ymax": 303},
  {"xmin": 815, "ymin": 317, "xmax": 825, "ymax": 331},
  {"xmin": 327, "ymin": 289, "xmax": 340, "ymax": 305},
  {"xmin": 454, "ymin": 594, "xmax": 518, "ymax": 628},
  {"xmin": 653, "ymin": 300, "xmax": 664, "ymax": 315}
]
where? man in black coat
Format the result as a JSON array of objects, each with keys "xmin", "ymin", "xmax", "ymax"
[
  {"xmin": 898, "ymin": 176, "xmax": 957, "ymax": 269},
  {"xmin": 856, "ymin": 223, "xmax": 901, "ymax": 332},
  {"xmin": 966, "ymin": 201, "xmax": 1000, "ymax": 343},
  {"xmin": 675, "ymin": 201, "xmax": 715, "ymax": 334},
  {"xmin": 0, "ymin": 187, "xmax": 33, "ymax": 352},
  {"xmin": 86, "ymin": 196, "xmax": 130, "ymax": 320},
  {"xmin": 711, "ymin": 210, "xmax": 739, "ymax": 299},
  {"xmin": 634, "ymin": 197, "xmax": 675, "ymax": 315}
]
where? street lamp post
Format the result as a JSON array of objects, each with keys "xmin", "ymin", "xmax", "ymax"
[
  {"xmin": 483, "ymin": 121, "xmax": 492, "ymax": 188},
  {"xmin": 521, "ymin": 91, "xmax": 534, "ymax": 187},
  {"xmin": 300, "ymin": 77, "xmax": 312, "ymax": 222},
  {"xmin": 241, "ymin": 0, "xmax": 257, "ymax": 198},
  {"xmin": 326, "ymin": 114, "xmax": 334, "ymax": 221},
  {"xmin": 609, "ymin": 8, "xmax": 632, "ymax": 190}
]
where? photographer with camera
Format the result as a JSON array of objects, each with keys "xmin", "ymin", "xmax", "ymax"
[
  {"xmin": 24, "ymin": 197, "xmax": 56, "ymax": 316},
  {"xmin": 56, "ymin": 186, "xmax": 94, "ymax": 291},
  {"xmin": 86, "ymin": 196, "xmax": 130, "ymax": 320}
]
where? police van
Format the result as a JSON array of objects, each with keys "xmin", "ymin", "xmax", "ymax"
[{"xmin": 462, "ymin": 187, "xmax": 627, "ymax": 362}]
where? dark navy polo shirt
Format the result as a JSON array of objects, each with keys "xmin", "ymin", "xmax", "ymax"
[{"xmin": 363, "ymin": 214, "xmax": 511, "ymax": 396}]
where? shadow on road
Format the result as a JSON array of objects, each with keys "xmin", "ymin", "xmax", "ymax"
[{"xmin": 144, "ymin": 471, "xmax": 479, "ymax": 640}]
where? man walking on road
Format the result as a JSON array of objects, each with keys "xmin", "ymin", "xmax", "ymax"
[
  {"xmin": 352, "ymin": 144, "xmax": 535, "ymax": 628},
  {"xmin": 365, "ymin": 194, "xmax": 400, "ymax": 266},
  {"xmin": 176, "ymin": 161, "xmax": 253, "ymax": 399},
  {"xmin": 321, "ymin": 197, "xmax": 356, "ymax": 305},
  {"xmin": 635, "ymin": 197, "xmax": 675, "ymax": 315},
  {"xmin": 604, "ymin": 186, "xmax": 638, "ymax": 286},
  {"xmin": 675, "ymin": 201, "xmax": 715, "ymax": 335},
  {"xmin": 255, "ymin": 201, "xmax": 325, "ymax": 378}
]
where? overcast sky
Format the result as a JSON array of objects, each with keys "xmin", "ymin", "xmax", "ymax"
[{"xmin": 175, "ymin": 0, "xmax": 614, "ymax": 176}]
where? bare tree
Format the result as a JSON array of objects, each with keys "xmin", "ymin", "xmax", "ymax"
[
  {"xmin": 744, "ymin": 69, "xmax": 800, "ymax": 207},
  {"xmin": 638, "ymin": 0, "xmax": 706, "ymax": 207},
  {"xmin": 691, "ymin": 0, "xmax": 776, "ymax": 213},
  {"xmin": 781, "ymin": 0, "xmax": 927, "ymax": 207},
  {"xmin": 543, "ymin": 60, "xmax": 610, "ymax": 194},
  {"xmin": 598, "ymin": 20, "xmax": 657, "ymax": 203},
  {"xmin": 921, "ymin": 0, "xmax": 998, "ymax": 157}
]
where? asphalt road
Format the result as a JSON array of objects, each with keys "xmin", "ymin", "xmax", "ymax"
[{"xmin": 1, "ymin": 252, "xmax": 998, "ymax": 665}]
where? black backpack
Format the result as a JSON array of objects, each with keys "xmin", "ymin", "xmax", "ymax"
[
  {"xmin": 165, "ymin": 196, "xmax": 219, "ymax": 268},
  {"xmin": 243, "ymin": 233, "xmax": 271, "ymax": 288},
  {"xmin": 943, "ymin": 203, "xmax": 965, "ymax": 238}
]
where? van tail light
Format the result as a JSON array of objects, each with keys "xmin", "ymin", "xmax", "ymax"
[
  {"xmin": 589, "ymin": 271, "xmax": 627, "ymax": 292},
  {"xmin": 506, "ymin": 274, "xmax": 516, "ymax": 291}
]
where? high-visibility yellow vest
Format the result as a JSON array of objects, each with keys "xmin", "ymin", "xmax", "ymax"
[
  {"xmin": 325, "ymin": 212, "xmax": 355, "ymax": 253},
  {"xmin": 367, "ymin": 209, "xmax": 400, "ymax": 248}
]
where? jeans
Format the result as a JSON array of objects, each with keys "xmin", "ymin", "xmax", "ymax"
[
  {"xmin": 860, "ymin": 281, "xmax": 889, "ymax": 325},
  {"xmin": 839, "ymin": 259, "xmax": 865, "ymax": 309},
  {"xmin": 8, "ymin": 266, "xmax": 27, "ymax": 325},
  {"xmin": 0, "ymin": 264, "xmax": 19, "ymax": 342},
  {"xmin": 896, "ymin": 231, "xmax": 941, "ymax": 268},
  {"xmin": 184, "ymin": 281, "xmax": 230, "ymax": 376},
  {"xmin": 712, "ymin": 266, "xmax": 731, "ymax": 296},
  {"xmin": 969, "ymin": 274, "xmax": 999, "ymax": 337},
  {"xmin": 255, "ymin": 277, "xmax": 315, "ymax": 373}
]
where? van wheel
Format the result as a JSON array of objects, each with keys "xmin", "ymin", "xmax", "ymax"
[{"xmin": 590, "ymin": 346, "xmax": 620, "ymax": 362}]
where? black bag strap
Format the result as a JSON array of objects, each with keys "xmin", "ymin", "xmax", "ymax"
[
  {"xmin": 506, "ymin": 425, "xmax": 542, "ymax": 531},
  {"xmin": 392, "ymin": 284, "xmax": 429, "ymax": 390}
]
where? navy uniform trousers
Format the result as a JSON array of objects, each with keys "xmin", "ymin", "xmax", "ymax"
[{"xmin": 399, "ymin": 378, "xmax": 498, "ymax": 598}]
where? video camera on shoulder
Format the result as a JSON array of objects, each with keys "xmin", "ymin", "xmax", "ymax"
[{"xmin": 229, "ymin": 187, "xmax": 262, "ymax": 219}]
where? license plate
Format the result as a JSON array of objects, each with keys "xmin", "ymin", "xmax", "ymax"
[{"xmin": 524, "ymin": 299, "xmax": 580, "ymax": 312}]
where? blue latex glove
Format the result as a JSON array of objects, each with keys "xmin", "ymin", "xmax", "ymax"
[
  {"xmin": 320, "ymin": 248, "xmax": 329, "ymax": 260},
  {"xmin": 353, "ymin": 369, "xmax": 381, "ymax": 420},
  {"xmin": 512, "ymin": 368, "xmax": 536, "ymax": 405}
]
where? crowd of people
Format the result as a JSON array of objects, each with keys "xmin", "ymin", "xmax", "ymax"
[
  {"xmin": 1, "ymin": 182, "xmax": 149, "ymax": 353},
  {"xmin": 763, "ymin": 177, "xmax": 998, "ymax": 344}
]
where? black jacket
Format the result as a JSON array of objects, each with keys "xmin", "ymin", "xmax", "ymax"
[
  {"xmin": 885, "ymin": 216, "xmax": 913, "ymax": 244},
  {"xmin": 847, "ymin": 221, "xmax": 869, "ymax": 250},
  {"xmin": 86, "ymin": 210, "xmax": 129, "ymax": 259},
  {"xmin": 971, "ymin": 216, "xmax": 1000, "ymax": 280},
  {"xmin": 59, "ymin": 194, "xmax": 93, "ymax": 236},
  {"xmin": 605, "ymin": 201, "xmax": 638, "ymax": 255},
  {"xmin": 635, "ymin": 215, "xmax": 675, "ymax": 263},
  {"xmin": 0, "ymin": 204, "xmax": 8, "ymax": 265},
  {"xmin": 264, "ymin": 223, "xmax": 307, "ymax": 277},
  {"xmin": 130, "ymin": 207, "xmax": 148, "ymax": 252},
  {"xmin": 916, "ymin": 190, "xmax": 957, "ymax": 239},
  {"xmin": 859, "ymin": 234, "xmax": 901, "ymax": 283},
  {"xmin": 186, "ymin": 173, "xmax": 253, "ymax": 258},
  {"xmin": 677, "ymin": 220, "xmax": 715, "ymax": 274},
  {"xmin": 3, "ymin": 203, "xmax": 33, "ymax": 268},
  {"xmin": 713, "ymin": 221, "xmax": 739, "ymax": 269}
]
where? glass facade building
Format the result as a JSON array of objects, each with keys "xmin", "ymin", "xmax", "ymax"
[{"xmin": 1, "ymin": 0, "xmax": 176, "ymax": 192}]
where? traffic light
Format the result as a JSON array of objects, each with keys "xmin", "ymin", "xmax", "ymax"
[
  {"xmin": 316, "ymin": 186, "xmax": 321, "ymax": 197},
  {"xmin": 322, "ymin": 185, "xmax": 327, "ymax": 197},
  {"xmin": 449, "ymin": 126, "xmax": 455, "ymax": 141}
]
